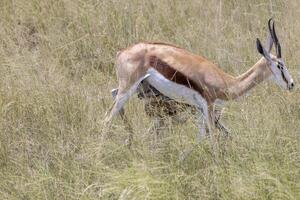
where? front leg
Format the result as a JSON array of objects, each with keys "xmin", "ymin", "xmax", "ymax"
[
  {"xmin": 213, "ymin": 103, "xmax": 230, "ymax": 137},
  {"xmin": 180, "ymin": 102, "xmax": 215, "ymax": 161},
  {"xmin": 179, "ymin": 109, "xmax": 207, "ymax": 161},
  {"xmin": 180, "ymin": 103, "xmax": 216, "ymax": 162},
  {"xmin": 214, "ymin": 117, "xmax": 229, "ymax": 137}
]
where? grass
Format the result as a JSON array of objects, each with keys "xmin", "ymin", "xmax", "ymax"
[{"xmin": 0, "ymin": 0, "xmax": 300, "ymax": 199}]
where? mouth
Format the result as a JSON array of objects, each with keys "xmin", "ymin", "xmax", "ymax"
[{"xmin": 287, "ymin": 82, "xmax": 294, "ymax": 91}]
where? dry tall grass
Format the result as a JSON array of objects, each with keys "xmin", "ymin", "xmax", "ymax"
[{"xmin": 0, "ymin": 0, "xmax": 300, "ymax": 199}]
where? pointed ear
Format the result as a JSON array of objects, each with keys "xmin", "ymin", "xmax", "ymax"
[
  {"xmin": 256, "ymin": 38, "xmax": 264, "ymax": 55},
  {"xmin": 256, "ymin": 38, "xmax": 272, "ymax": 61}
]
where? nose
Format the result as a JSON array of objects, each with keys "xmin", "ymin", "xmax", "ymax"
[{"xmin": 288, "ymin": 82, "xmax": 294, "ymax": 90}]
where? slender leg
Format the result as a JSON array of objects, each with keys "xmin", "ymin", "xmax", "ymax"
[
  {"xmin": 110, "ymin": 88, "xmax": 134, "ymax": 146},
  {"xmin": 105, "ymin": 91, "xmax": 131, "ymax": 123},
  {"xmin": 105, "ymin": 74, "xmax": 150, "ymax": 148},
  {"xmin": 213, "ymin": 106, "xmax": 230, "ymax": 137},
  {"xmin": 179, "ymin": 96, "xmax": 214, "ymax": 161},
  {"xmin": 179, "ymin": 103, "xmax": 217, "ymax": 162},
  {"xmin": 111, "ymin": 88, "xmax": 125, "ymax": 118},
  {"xmin": 105, "ymin": 74, "xmax": 150, "ymax": 123},
  {"xmin": 215, "ymin": 119, "xmax": 229, "ymax": 137},
  {"xmin": 213, "ymin": 106, "xmax": 231, "ymax": 159},
  {"xmin": 207, "ymin": 105, "xmax": 216, "ymax": 158},
  {"xmin": 196, "ymin": 114, "xmax": 206, "ymax": 143},
  {"xmin": 143, "ymin": 69, "xmax": 214, "ymax": 160},
  {"xmin": 179, "ymin": 110, "xmax": 206, "ymax": 161}
]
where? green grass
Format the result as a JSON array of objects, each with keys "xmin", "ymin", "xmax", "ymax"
[{"xmin": 0, "ymin": 0, "xmax": 300, "ymax": 199}]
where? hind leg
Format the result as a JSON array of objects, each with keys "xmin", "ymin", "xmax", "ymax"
[
  {"xmin": 105, "ymin": 74, "xmax": 151, "ymax": 147},
  {"xmin": 105, "ymin": 74, "xmax": 150, "ymax": 123},
  {"xmin": 105, "ymin": 91, "xmax": 129, "ymax": 123},
  {"xmin": 106, "ymin": 88, "xmax": 136, "ymax": 147},
  {"xmin": 111, "ymin": 88, "xmax": 134, "ymax": 139},
  {"xmin": 111, "ymin": 88, "xmax": 125, "ymax": 117}
]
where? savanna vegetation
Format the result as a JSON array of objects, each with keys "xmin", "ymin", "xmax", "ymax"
[{"xmin": 0, "ymin": 0, "xmax": 299, "ymax": 199}]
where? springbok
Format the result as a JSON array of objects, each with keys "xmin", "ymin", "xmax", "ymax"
[{"xmin": 105, "ymin": 18, "xmax": 294, "ymax": 149}]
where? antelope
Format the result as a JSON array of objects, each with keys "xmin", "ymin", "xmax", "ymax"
[{"xmin": 105, "ymin": 18, "xmax": 294, "ymax": 152}]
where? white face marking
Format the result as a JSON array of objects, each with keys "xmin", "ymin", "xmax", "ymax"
[{"xmin": 268, "ymin": 57, "xmax": 293, "ymax": 90}]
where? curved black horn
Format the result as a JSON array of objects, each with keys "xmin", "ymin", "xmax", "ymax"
[
  {"xmin": 268, "ymin": 18, "xmax": 273, "ymax": 35},
  {"xmin": 267, "ymin": 18, "xmax": 274, "ymax": 52},
  {"xmin": 272, "ymin": 21, "xmax": 282, "ymax": 58}
]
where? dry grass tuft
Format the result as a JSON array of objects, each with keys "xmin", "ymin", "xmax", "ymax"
[{"xmin": 0, "ymin": 0, "xmax": 300, "ymax": 199}]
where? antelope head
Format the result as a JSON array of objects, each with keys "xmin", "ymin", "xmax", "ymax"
[{"xmin": 256, "ymin": 18, "xmax": 294, "ymax": 90}]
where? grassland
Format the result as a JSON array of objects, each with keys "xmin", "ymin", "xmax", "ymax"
[{"xmin": 0, "ymin": 0, "xmax": 300, "ymax": 199}]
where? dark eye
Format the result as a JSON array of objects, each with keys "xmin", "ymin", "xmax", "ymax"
[{"xmin": 277, "ymin": 64, "xmax": 283, "ymax": 70}]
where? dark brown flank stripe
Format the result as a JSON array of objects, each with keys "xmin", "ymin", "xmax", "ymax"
[
  {"xmin": 149, "ymin": 56, "xmax": 204, "ymax": 95},
  {"xmin": 141, "ymin": 56, "xmax": 203, "ymax": 116}
]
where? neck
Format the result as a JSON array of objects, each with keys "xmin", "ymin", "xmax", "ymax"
[{"xmin": 227, "ymin": 58, "xmax": 272, "ymax": 99}]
